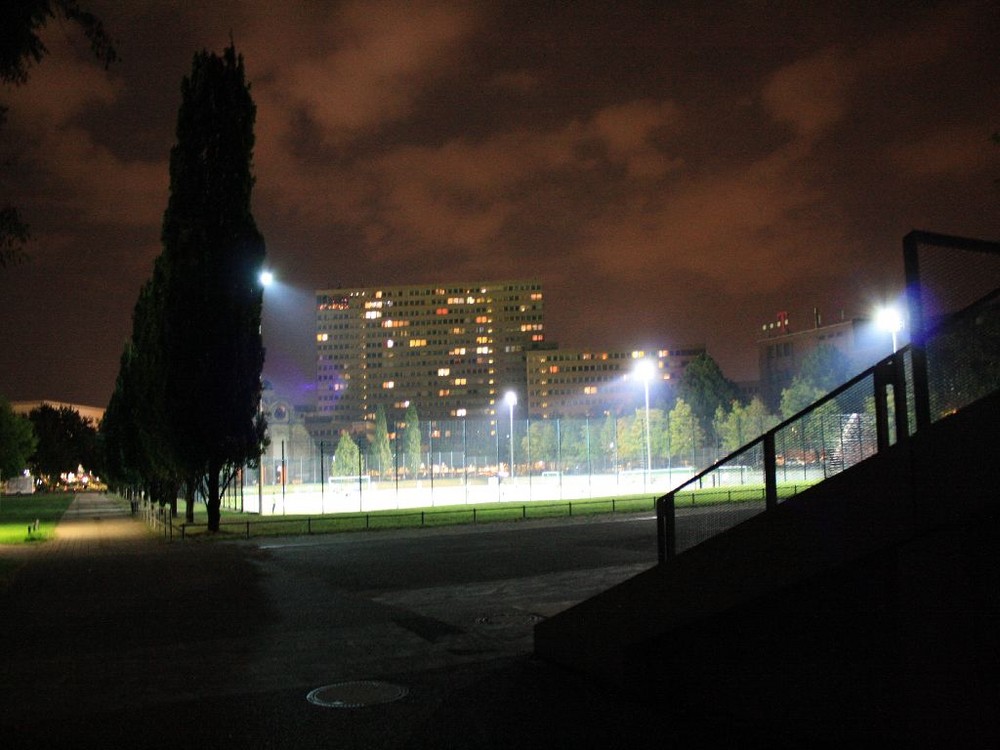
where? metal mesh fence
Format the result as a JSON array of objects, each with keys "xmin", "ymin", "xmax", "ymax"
[
  {"xmin": 906, "ymin": 231, "xmax": 1000, "ymax": 422},
  {"xmin": 229, "ymin": 414, "xmax": 728, "ymax": 515},
  {"xmin": 661, "ymin": 231, "xmax": 1000, "ymax": 560}
]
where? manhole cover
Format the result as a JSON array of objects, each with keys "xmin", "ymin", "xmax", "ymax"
[{"xmin": 306, "ymin": 681, "xmax": 409, "ymax": 708}]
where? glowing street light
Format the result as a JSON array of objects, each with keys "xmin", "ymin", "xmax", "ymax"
[
  {"xmin": 259, "ymin": 269, "xmax": 274, "ymax": 287},
  {"xmin": 634, "ymin": 359, "xmax": 655, "ymax": 489},
  {"xmin": 876, "ymin": 306, "xmax": 904, "ymax": 353},
  {"xmin": 504, "ymin": 391, "xmax": 517, "ymax": 481}
]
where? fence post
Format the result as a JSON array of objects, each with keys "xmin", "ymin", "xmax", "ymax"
[
  {"xmin": 873, "ymin": 359, "xmax": 892, "ymax": 454},
  {"xmin": 764, "ymin": 432, "xmax": 778, "ymax": 511},
  {"xmin": 893, "ymin": 352, "xmax": 910, "ymax": 441},
  {"xmin": 656, "ymin": 494, "xmax": 675, "ymax": 563},
  {"xmin": 903, "ymin": 231, "xmax": 932, "ymax": 431}
]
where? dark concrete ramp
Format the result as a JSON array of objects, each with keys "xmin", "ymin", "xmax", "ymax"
[{"xmin": 536, "ymin": 389, "xmax": 1000, "ymax": 747}]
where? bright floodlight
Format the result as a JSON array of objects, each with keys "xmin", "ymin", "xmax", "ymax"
[
  {"xmin": 259, "ymin": 270, "xmax": 274, "ymax": 287},
  {"xmin": 876, "ymin": 306, "xmax": 903, "ymax": 333},
  {"xmin": 504, "ymin": 391, "xmax": 518, "ymax": 407},
  {"xmin": 634, "ymin": 358, "xmax": 655, "ymax": 381},
  {"xmin": 876, "ymin": 306, "xmax": 904, "ymax": 353}
]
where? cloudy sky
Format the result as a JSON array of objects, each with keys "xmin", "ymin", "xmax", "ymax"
[{"xmin": 1, "ymin": 0, "xmax": 997, "ymax": 408}]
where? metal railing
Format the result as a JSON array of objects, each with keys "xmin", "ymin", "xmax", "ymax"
[{"xmin": 657, "ymin": 230, "xmax": 1000, "ymax": 562}]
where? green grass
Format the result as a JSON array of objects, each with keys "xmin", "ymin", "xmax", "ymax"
[
  {"xmin": 167, "ymin": 492, "xmax": 661, "ymax": 540},
  {"xmin": 0, "ymin": 493, "xmax": 76, "ymax": 544}
]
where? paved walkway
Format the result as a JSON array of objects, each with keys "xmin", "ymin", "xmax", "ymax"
[{"xmin": 0, "ymin": 494, "xmax": 787, "ymax": 749}]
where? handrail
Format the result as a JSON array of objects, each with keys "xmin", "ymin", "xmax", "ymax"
[{"xmin": 657, "ymin": 274, "xmax": 1000, "ymax": 562}]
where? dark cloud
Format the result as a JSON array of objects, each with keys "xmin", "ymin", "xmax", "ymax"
[{"xmin": 1, "ymin": 0, "xmax": 998, "ymax": 407}]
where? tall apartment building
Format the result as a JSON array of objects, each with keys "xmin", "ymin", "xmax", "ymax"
[
  {"xmin": 316, "ymin": 280, "xmax": 544, "ymax": 426},
  {"xmin": 527, "ymin": 346, "xmax": 705, "ymax": 418}
]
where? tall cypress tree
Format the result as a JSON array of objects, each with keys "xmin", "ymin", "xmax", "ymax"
[{"xmin": 160, "ymin": 44, "xmax": 266, "ymax": 531}]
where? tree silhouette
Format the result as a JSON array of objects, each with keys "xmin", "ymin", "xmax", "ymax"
[
  {"xmin": 676, "ymin": 352, "xmax": 740, "ymax": 440},
  {"xmin": 158, "ymin": 45, "xmax": 266, "ymax": 531},
  {"xmin": 372, "ymin": 405, "xmax": 392, "ymax": 477},
  {"xmin": 0, "ymin": 396, "xmax": 36, "ymax": 482}
]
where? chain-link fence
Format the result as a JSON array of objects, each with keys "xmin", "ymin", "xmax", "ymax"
[
  {"xmin": 905, "ymin": 231, "xmax": 1000, "ymax": 425},
  {"xmin": 229, "ymin": 412, "xmax": 734, "ymax": 515},
  {"xmin": 660, "ymin": 231, "xmax": 1000, "ymax": 559}
]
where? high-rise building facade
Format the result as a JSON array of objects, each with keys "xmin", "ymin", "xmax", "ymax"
[
  {"xmin": 526, "ymin": 346, "xmax": 705, "ymax": 418},
  {"xmin": 316, "ymin": 280, "xmax": 544, "ymax": 426}
]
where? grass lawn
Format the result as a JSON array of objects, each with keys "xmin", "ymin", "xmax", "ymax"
[
  {"xmin": 0, "ymin": 494, "xmax": 76, "ymax": 544},
  {"xmin": 170, "ymin": 492, "xmax": 660, "ymax": 540}
]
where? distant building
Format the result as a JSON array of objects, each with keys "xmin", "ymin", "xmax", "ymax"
[
  {"xmin": 526, "ymin": 346, "xmax": 705, "ymax": 418},
  {"xmin": 315, "ymin": 280, "xmax": 544, "ymax": 428},
  {"xmin": 757, "ymin": 309, "xmax": 889, "ymax": 410}
]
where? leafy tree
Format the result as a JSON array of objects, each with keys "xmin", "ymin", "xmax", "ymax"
[
  {"xmin": 667, "ymin": 398, "xmax": 704, "ymax": 465},
  {"xmin": 1, "ymin": 1, "xmax": 117, "ymax": 268},
  {"xmin": 27, "ymin": 404, "xmax": 97, "ymax": 487},
  {"xmin": 798, "ymin": 343, "xmax": 852, "ymax": 393},
  {"xmin": 676, "ymin": 353, "xmax": 740, "ymax": 439},
  {"xmin": 780, "ymin": 378, "xmax": 826, "ymax": 420},
  {"xmin": 103, "ymin": 269, "xmax": 182, "ymax": 515},
  {"xmin": 596, "ymin": 413, "xmax": 619, "ymax": 471},
  {"xmin": 400, "ymin": 405, "xmax": 421, "ymax": 476},
  {"xmin": 558, "ymin": 419, "xmax": 591, "ymax": 471},
  {"xmin": 522, "ymin": 419, "xmax": 558, "ymax": 470},
  {"xmin": 332, "ymin": 432, "xmax": 360, "ymax": 477},
  {"xmin": 714, "ymin": 397, "xmax": 780, "ymax": 453},
  {"xmin": 158, "ymin": 45, "xmax": 266, "ymax": 532},
  {"xmin": 0, "ymin": 396, "xmax": 36, "ymax": 482},
  {"xmin": 371, "ymin": 405, "xmax": 392, "ymax": 477}
]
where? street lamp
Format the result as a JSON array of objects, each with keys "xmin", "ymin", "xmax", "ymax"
[
  {"xmin": 876, "ymin": 306, "xmax": 904, "ymax": 353},
  {"xmin": 259, "ymin": 269, "xmax": 274, "ymax": 287},
  {"xmin": 504, "ymin": 391, "xmax": 517, "ymax": 481},
  {"xmin": 634, "ymin": 359, "xmax": 655, "ymax": 489}
]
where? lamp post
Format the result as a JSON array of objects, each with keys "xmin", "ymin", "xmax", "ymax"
[
  {"xmin": 504, "ymin": 391, "xmax": 517, "ymax": 481},
  {"xmin": 634, "ymin": 359, "xmax": 655, "ymax": 490},
  {"xmin": 876, "ymin": 306, "xmax": 904, "ymax": 354}
]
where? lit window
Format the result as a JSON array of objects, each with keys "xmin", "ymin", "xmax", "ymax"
[
  {"xmin": 365, "ymin": 310, "xmax": 382, "ymax": 319},
  {"xmin": 410, "ymin": 339, "xmax": 427, "ymax": 347},
  {"xmin": 383, "ymin": 381, "xmax": 395, "ymax": 389},
  {"xmin": 454, "ymin": 378, "xmax": 467, "ymax": 385},
  {"xmin": 436, "ymin": 308, "xmax": 449, "ymax": 316},
  {"xmin": 438, "ymin": 368, "xmax": 450, "ymax": 376},
  {"xmin": 316, "ymin": 333, "xmax": 329, "ymax": 342},
  {"xmin": 584, "ymin": 386, "xmax": 597, "ymax": 395}
]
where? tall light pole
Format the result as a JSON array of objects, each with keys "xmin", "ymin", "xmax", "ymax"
[
  {"xmin": 504, "ymin": 391, "xmax": 517, "ymax": 481},
  {"xmin": 634, "ymin": 359, "xmax": 655, "ymax": 490},
  {"xmin": 876, "ymin": 306, "xmax": 904, "ymax": 354}
]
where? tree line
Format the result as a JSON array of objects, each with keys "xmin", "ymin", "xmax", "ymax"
[
  {"xmin": 98, "ymin": 45, "xmax": 266, "ymax": 531},
  {"xmin": 321, "ymin": 347, "xmax": 854, "ymax": 478}
]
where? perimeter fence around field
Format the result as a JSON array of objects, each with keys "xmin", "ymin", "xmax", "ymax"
[
  {"xmin": 657, "ymin": 230, "xmax": 1000, "ymax": 560},
  {"xmin": 163, "ymin": 495, "xmax": 662, "ymax": 542},
  {"xmin": 223, "ymin": 411, "xmax": 736, "ymax": 516}
]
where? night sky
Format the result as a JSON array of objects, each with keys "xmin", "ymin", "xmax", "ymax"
[{"xmin": 1, "ymin": 0, "xmax": 998, "ymax": 409}]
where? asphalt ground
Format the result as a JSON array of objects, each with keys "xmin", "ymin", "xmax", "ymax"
[{"xmin": 0, "ymin": 493, "xmax": 802, "ymax": 749}]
